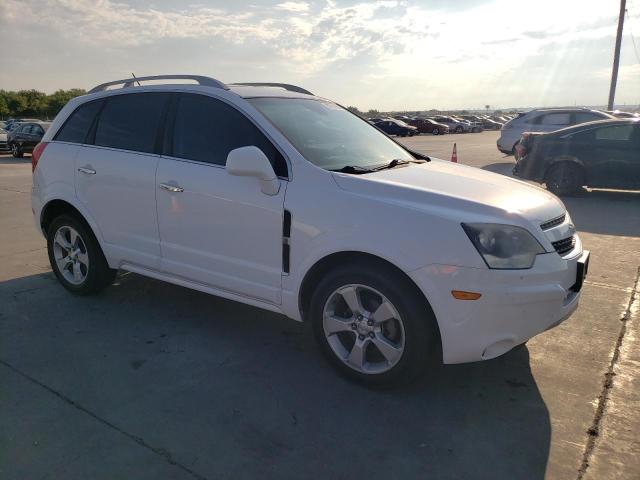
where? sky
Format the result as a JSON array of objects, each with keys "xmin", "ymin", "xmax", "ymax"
[{"xmin": 1, "ymin": 0, "xmax": 639, "ymax": 110}]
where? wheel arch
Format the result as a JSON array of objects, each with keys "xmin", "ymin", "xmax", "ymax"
[
  {"xmin": 544, "ymin": 155, "xmax": 587, "ymax": 181},
  {"xmin": 40, "ymin": 199, "xmax": 106, "ymax": 251},
  {"xmin": 298, "ymin": 251, "xmax": 442, "ymax": 351}
]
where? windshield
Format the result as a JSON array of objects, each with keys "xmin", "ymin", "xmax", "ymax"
[{"xmin": 248, "ymin": 97, "xmax": 414, "ymax": 171}]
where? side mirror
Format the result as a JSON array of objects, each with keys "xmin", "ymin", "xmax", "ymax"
[{"xmin": 226, "ymin": 146, "xmax": 280, "ymax": 196}]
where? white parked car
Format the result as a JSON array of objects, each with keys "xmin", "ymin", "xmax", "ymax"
[
  {"xmin": 431, "ymin": 116, "xmax": 472, "ymax": 133},
  {"xmin": 32, "ymin": 75, "xmax": 589, "ymax": 386},
  {"xmin": 497, "ymin": 108, "xmax": 613, "ymax": 155},
  {"xmin": 0, "ymin": 128, "xmax": 9, "ymax": 152}
]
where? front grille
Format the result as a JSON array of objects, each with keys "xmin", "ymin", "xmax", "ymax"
[
  {"xmin": 552, "ymin": 236, "xmax": 575, "ymax": 255},
  {"xmin": 540, "ymin": 214, "xmax": 566, "ymax": 231}
]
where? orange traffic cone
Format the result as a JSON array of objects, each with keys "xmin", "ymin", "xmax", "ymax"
[{"xmin": 451, "ymin": 143, "xmax": 458, "ymax": 163}]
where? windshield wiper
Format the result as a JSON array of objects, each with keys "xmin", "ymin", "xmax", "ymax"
[
  {"xmin": 329, "ymin": 165, "xmax": 375, "ymax": 174},
  {"xmin": 372, "ymin": 158, "xmax": 425, "ymax": 171}
]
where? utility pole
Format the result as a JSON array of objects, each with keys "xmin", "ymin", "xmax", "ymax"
[{"xmin": 608, "ymin": 0, "xmax": 626, "ymax": 110}]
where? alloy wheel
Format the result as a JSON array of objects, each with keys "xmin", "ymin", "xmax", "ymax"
[
  {"xmin": 322, "ymin": 284, "xmax": 405, "ymax": 374},
  {"xmin": 52, "ymin": 225, "xmax": 90, "ymax": 285}
]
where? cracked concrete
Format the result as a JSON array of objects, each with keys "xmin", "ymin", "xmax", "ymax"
[{"xmin": 1, "ymin": 134, "xmax": 639, "ymax": 479}]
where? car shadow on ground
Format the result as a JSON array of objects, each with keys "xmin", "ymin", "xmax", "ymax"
[
  {"xmin": 482, "ymin": 162, "xmax": 640, "ymax": 237},
  {"xmin": 1, "ymin": 271, "xmax": 550, "ymax": 479}
]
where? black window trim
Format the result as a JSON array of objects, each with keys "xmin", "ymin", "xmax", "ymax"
[{"xmin": 163, "ymin": 92, "xmax": 291, "ymax": 180}]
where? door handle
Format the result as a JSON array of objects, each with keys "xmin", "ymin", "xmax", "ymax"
[
  {"xmin": 159, "ymin": 183, "xmax": 184, "ymax": 193},
  {"xmin": 77, "ymin": 167, "xmax": 96, "ymax": 175}
]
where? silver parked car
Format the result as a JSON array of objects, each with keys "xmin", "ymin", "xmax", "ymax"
[{"xmin": 497, "ymin": 108, "xmax": 613, "ymax": 155}]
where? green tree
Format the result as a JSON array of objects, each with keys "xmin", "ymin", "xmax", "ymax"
[
  {"xmin": 0, "ymin": 94, "xmax": 10, "ymax": 119},
  {"xmin": 347, "ymin": 105, "xmax": 363, "ymax": 117},
  {"xmin": 0, "ymin": 88, "xmax": 87, "ymax": 119}
]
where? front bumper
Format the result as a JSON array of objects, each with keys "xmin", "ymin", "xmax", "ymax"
[{"xmin": 409, "ymin": 244, "xmax": 586, "ymax": 364}]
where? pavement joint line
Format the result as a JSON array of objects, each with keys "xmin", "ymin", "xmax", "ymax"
[
  {"xmin": 576, "ymin": 265, "xmax": 640, "ymax": 479},
  {"xmin": 583, "ymin": 280, "xmax": 633, "ymax": 292},
  {"xmin": 0, "ymin": 187, "xmax": 30, "ymax": 194},
  {"xmin": 0, "ymin": 247, "xmax": 46, "ymax": 259},
  {"xmin": 0, "ymin": 359, "xmax": 210, "ymax": 480}
]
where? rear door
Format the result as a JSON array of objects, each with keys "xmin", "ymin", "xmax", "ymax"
[
  {"xmin": 156, "ymin": 93, "xmax": 287, "ymax": 304},
  {"xmin": 75, "ymin": 92, "xmax": 169, "ymax": 269}
]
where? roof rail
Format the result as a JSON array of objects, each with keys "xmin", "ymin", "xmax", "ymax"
[
  {"xmin": 88, "ymin": 75, "xmax": 228, "ymax": 94},
  {"xmin": 229, "ymin": 83, "xmax": 313, "ymax": 96}
]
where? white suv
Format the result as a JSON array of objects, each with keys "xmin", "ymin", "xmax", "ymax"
[
  {"xmin": 497, "ymin": 108, "xmax": 613, "ymax": 155},
  {"xmin": 32, "ymin": 75, "xmax": 589, "ymax": 386}
]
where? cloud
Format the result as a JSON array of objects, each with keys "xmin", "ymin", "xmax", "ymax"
[
  {"xmin": 1, "ymin": 0, "xmax": 638, "ymax": 109},
  {"xmin": 275, "ymin": 1, "xmax": 310, "ymax": 12}
]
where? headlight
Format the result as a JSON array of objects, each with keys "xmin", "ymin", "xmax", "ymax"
[{"xmin": 462, "ymin": 223, "xmax": 545, "ymax": 269}]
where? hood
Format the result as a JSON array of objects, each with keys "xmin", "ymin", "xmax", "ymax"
[{"xmin": 332, "ymin": 159, "xmax": 565, "ymax": 224}]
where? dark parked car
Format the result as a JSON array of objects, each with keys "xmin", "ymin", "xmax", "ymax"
[
  {"xmin": 513, "ymin": 119, "xmax": 640, "ymax": 195},
  {"xmin": 7, "ymin": 121, "xmax": 51, "ymax": 157},
  {"xmin": 374, "ymin": 119, "xmax": 417, "ymax": 137},
  {"xmin": 407, "ymin": 118, "xmax": 449, "ymax": 135}
]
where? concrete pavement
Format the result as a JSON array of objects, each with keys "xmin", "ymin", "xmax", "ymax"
[{"xmin": 1, "ymin": 132, "xmax": 638, "ymax": 479}]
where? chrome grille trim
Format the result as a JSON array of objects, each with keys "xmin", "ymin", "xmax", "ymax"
[
  {"xmin": 541, "ymin": 214, "xmax": 566, "ymax": 231},
  {"xmin": 552, "ymin": 236, "xmax": 575, "ymax": 255}
]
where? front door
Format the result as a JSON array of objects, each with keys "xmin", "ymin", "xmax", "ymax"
[
  {"xmin": 156, "ymin": 93, "xmax": 288, "ymax": 304},
  {"xmin": 590, "ymin": 124, "xmax": 640, "ymax": 189}
]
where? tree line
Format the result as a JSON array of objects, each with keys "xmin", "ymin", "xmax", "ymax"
[{"xmin": 0, "ymin": 89, "xmax": 86, "ymax": 120}]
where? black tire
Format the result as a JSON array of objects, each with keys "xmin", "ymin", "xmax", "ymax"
[
  {"xmin": 432, "ymin": 128, "xmax": 439, "ymax": 135},
  {"xmin": 309, "ymin": 262, "xmax": 439, "ymax": 387},
  {"xmin": 544, "ymin": 162, "xmax": 585, "ymax": 196},
  {"xmin": 455, "ymin": 126, "xmax": 463, "ymax": 133},
  {"xmin": 11, "ymin": 143, "xmax": 23, "ymax": 158},
  {"xmin": 47, "ymin": 214, "xmax": 117, "ymax": 295}
]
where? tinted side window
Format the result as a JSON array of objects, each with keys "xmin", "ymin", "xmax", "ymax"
[
  {"xmin": 595, "ymin": 125, "xmax": 634, "ymax": 141},
  {"xmin": 95, "ymin": 93, "xmax": 166, "ymax": 154},
  {"xmin": 55, "ymin": 100, "xmax": 103, "ymax": 144},
  {"xmin": 573, "ymin": 112, "xmax": 603, "ymax": 124},
  {"xmin": 538, "ymin": 113, "xmax": 571, "ymax": 125},
  {"xmin": 171, "ymin": 94, "xmax": 287, "ymax": 177},
  {"xmin": 33, "ymin": 125, "xmax": 45, "ymax": 136}
]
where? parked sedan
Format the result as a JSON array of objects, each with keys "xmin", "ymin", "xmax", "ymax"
[
  {"xmin": 7, "ymin": 121, "xmax": 51, "ymax": 157},
  {"xmin": 407, "ymin": 118, "xmax": 449, "ymax": 135},
  {"xmin": 432, "ymin": 116, "xmax": 471, "ymax": 133},
  {"xmin": 513, "ymin": 119, "xmax": 640, "ymax": 195},
  {"xmin": 374, "ymin": 119, "xmax": 417, "ymax": 137}
]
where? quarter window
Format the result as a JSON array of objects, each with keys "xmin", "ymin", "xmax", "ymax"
[
  {"xmin": 55, "ymin": 100, "xmax": 103, "ymax": 144},
  {"xmin": 95, "ymin": 93, "xmax": 167, "ymax": 154},
  {"xmin": 171, "ymin": 94, "xmax": 287, "ymax": 177}
]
